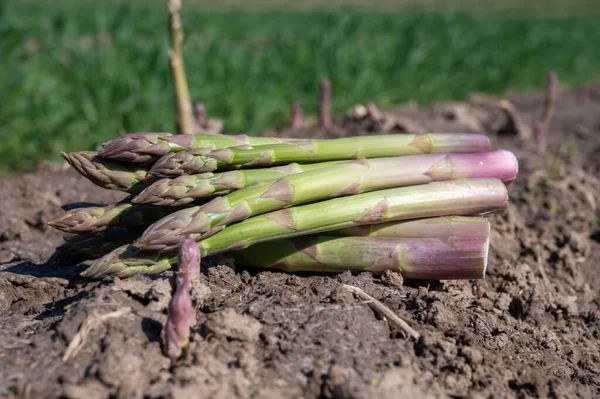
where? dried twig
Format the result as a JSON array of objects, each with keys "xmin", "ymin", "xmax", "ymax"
[
  {"xmin": 62, "ymin": 307, "xmax": 131, "ymax": 362},
  {"xmin": 319, "ymin": 78, "xmax": 332, "ymax": 129},
  {"xmin": 496, "ymin": 99, "xmax": 530, "ymax": 138},
  {"xmin": 342, "ymin": 284, "xmax": 420, "ymax": 339},
  {"xmin": 167, "ymin": 0, "xmax": 195, "ymax": 135}
]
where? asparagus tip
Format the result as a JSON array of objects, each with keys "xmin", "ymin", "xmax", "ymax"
[
  {"xmin": 178, "ymin": 236, "xmax": 201, "ymax": 284},
  {"xmin": 80, "ymin": 244, "xmax": 131, "ymax": 279}
]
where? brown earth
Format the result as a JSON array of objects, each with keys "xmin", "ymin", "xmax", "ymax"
[{"xmin": 1, "ymin": 84, "xmax": 599, "ymax": 399}]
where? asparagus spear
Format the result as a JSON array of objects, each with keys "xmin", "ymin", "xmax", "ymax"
[
  {"xmin": 147, "ymin": 133, "xmax": 492, "ymax": 178},
  {"xmin": 136, "ymin": 151, "xmax": 517, "ymax": 252},
  {"xmin": 82, "ymin": 178, "xmax": 508, "ymax": 278},
  {"xmin": 132, "ymin": 160, "xmax": 342, "ymax": 206},
  {"xmin": 232, "ymin": 235, "xmax": 490, "ymax": 279},
  {"xmin": 165, "ymin": 274, "xmax": 192, "ymax": 362},
  {"xmin": 165, "ymin": 238, "xmax": 198, "ymax": 362},
  {"xmin": 98, "ymin": 132, "xmax": 305, "ymax": 163},
  {"xmin": 330, "ymin": 216, "xmax": 490, "ymax": 238},
  {"xmin": 62, "ymin": 151, "xmax": 149, "ymax": 192},
  {"xmin": 47, "ymin": 203, "xmax": 186, "ymax": 233}
]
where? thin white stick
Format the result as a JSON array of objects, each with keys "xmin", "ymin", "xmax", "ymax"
[{"xmin": 343, "ymin": 284, "xmax": 420, "ymax": 339}]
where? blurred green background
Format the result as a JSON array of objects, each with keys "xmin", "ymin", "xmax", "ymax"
[{"xmin": 2, "ymin": 0, "xmax": 600, "ymax": 171}]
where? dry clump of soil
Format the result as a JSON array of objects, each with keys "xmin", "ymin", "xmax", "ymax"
[{"xmin": 1, "ymin": 84, "xmax": 599, "ymax": 399}]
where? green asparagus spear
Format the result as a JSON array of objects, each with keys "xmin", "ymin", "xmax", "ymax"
[
  {"xmin": 233, "ymin": 235, "xmax": 490, "ymax": 279},
  {"xmin": 98, "ymin": 132, "xmax": 308, "ymax": 163},
  {"xmin": 132, "ymin": 160, "xmax": 341, "ymax": 206},
  {"xmin": 147, "ymin": 133, "xmax": 491, "ymax": 178}
]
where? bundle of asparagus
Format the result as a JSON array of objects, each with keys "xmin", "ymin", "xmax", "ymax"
[{"xmin": 49, "ymin": 132, "xmax": 517, "ymax": 280}]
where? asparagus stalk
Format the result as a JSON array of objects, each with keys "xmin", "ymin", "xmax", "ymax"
[
  {"xmin": 61, "ymin": 151, "xmax": 149, "ymax": 192},
  {"xmin": 132, "ymin": 160, "xmax": 342, "ymax": 206},
  {"xmin": 82, "ymin": 178, "xmax": 508, "ymax": 278},
  {"xmin": 330, "ymin": 216, "xmax": 490, "ymax": 238},
  {"xmin": 232, "ymin": 235, "xmax": 490, "ymax": 279},
  {"xmin": 165, "ymin": 273, "xmax": 192, "ymax": 362},
  {"xmin": 165, "ymin": 241, "xmax": 200, "ymax": 363},
  {"xmin": 165, "ymin": 238, "xmax": 196, "ymax": 363},
  {"xmin": 47, "ymin": 203, "xmax": 185, "ymax": 233},
  {"xmin": 136, "ymin": 151, "xmax": 517, "ymax": 252},
  {"xmin": 98, "ymin": 132, "xmax": 306, "ymax": 164},
  {"xmin": 147, "ymin": 133, "xmax": 492, "ymax": 178}
]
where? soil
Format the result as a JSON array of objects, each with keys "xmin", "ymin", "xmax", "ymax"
[{"xmin": 1, "ymin": 83, "xmax": 599, "ymax": 399}]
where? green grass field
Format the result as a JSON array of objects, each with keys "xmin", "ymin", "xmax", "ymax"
[{"xmin": 2, "ymin": 1, "xmax": 600, "ymax": 171}]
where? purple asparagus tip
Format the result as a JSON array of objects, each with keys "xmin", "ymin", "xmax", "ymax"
[
  {"xmin": 165, "ymin": 276, "xmax": 192, "ymax": 363},
  {"xmin": 319, "ymin": 78, "xmax": 332, "ymax": 130},
  {"xmin": 178, "ymin": 236, "xmax": 200, "ymax": 285}
]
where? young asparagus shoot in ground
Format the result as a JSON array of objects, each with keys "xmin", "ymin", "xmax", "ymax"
[
  {"xmin": 165, "ymin": 271, "xmax": 193, "ymax": 363},
  {"xmin": 291, "ymin": 102, "xmax": 304, "ymax": 128},
  {"xmin": 319, "ymin": 78, "xmax": 332, "ymax": 129}
]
